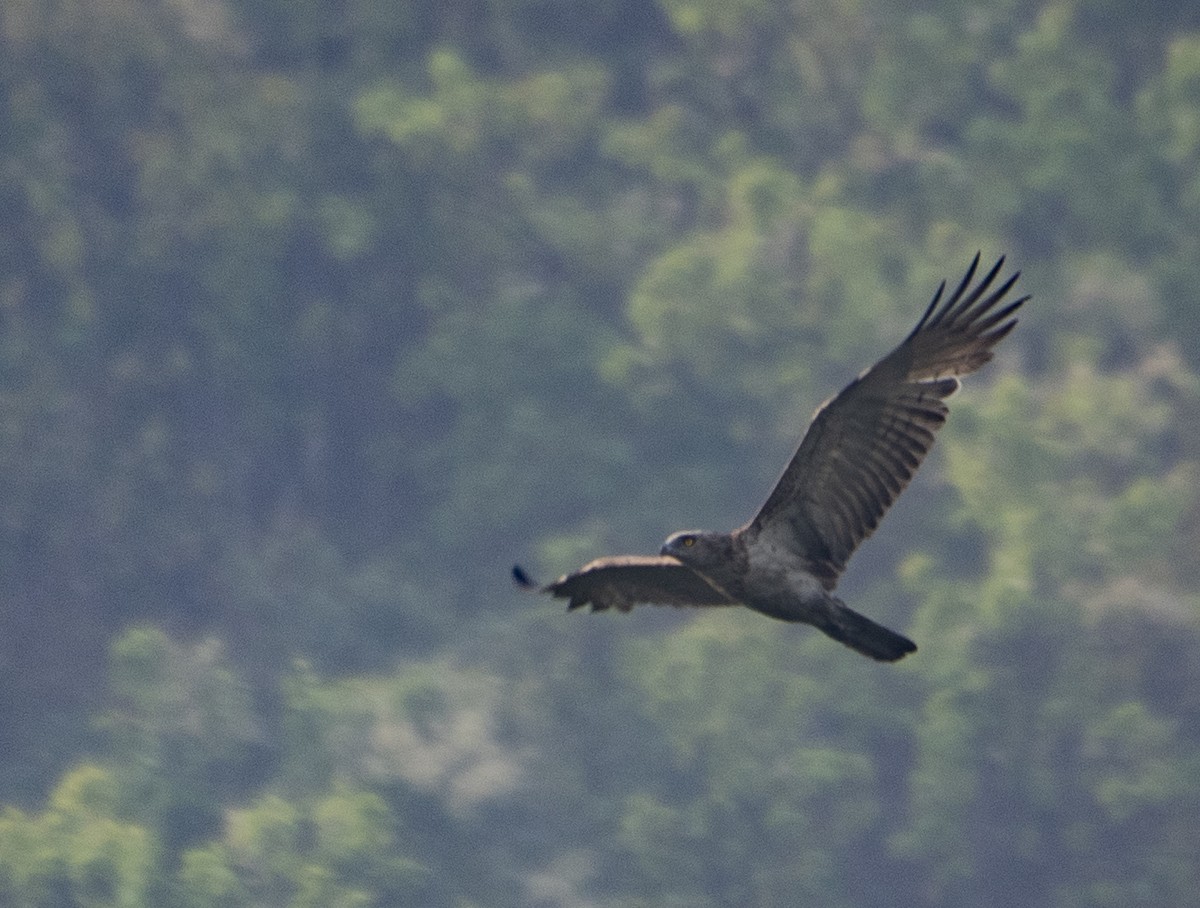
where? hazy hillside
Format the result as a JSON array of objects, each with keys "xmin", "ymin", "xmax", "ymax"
[{"xmin": 1, "ymin": 1, "xmax": 1198, "ymax": 904}]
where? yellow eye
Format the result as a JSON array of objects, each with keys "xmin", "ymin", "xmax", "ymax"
[{"xmin": 682, "ymin": 536, "xmax": 695, "ymax": 547}]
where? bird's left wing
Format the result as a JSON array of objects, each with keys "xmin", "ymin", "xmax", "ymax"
[
  {"xmin": 745, "ymin": 254, "xmax": 1027, "ymax": 587},
  {"xmin": 516, "ymin": 555, "xmax": 737, "ymax": 612}
]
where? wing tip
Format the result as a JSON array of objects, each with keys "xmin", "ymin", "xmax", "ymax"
[
  {"xmin": 512, "ymin": 564, "xmax": 538, "ymax": 590},
  {"xmin": 514, "ymin": 563, "xmax": 593, "ymax": 608}
]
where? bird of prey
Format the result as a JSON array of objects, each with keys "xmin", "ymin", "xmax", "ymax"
[{"xmin": 515, "ymin": 254, "xmax": 1027, "ymax": 661}]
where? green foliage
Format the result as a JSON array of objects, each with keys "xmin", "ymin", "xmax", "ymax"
[
  {"xmin": 2, "ymin": 0, "xmax": 1200, "ymax": 905},
  {"xmin": 615, "ymin": 617, "xmax": 908, "ymax": 906},
  {"xmin": 101, "ymin": 626, "xmax": 263, "ymax": 854},
  {"xmin": 0, "ymin": 765, "xmax": 153, "ymax": 908},
  {"xmin": 892, "ymin": 339, "xmax": 1200, "ymax": 906},
  {"xmin": 172, "ymin": 786, "xmax": 425, "ymax": 907}
]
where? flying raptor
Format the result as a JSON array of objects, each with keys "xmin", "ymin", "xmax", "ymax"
[{"xmin": 515, "ymin": 254, "xmax": 1027, "ymax": 661}]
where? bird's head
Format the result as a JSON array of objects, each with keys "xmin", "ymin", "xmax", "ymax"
[{"xmin": 660, "ymin": 530, "xmax": 728, "ymax": 567}]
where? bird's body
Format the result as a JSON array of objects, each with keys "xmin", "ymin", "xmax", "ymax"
[
  {"xmin": 516, "ymin": 254, "xmax": 1028, "ymax": 661},
  {"xmin": 662, "ymin": 530, "xmax": 916, "ymax": 661}
]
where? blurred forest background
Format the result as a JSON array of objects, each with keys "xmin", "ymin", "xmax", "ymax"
[{"xmin": 2, "ymin": 0, "xmax": 1200, "ymax": 905}]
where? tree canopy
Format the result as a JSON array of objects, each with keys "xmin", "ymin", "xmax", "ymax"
[{"xmin": 1, "ymin": 0, "xmax": 1198, "ymax": 905}]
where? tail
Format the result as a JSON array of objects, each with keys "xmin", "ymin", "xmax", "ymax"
[{"xmin": 813, "ymin": 598, "xmax": 917, "ymax": 662}]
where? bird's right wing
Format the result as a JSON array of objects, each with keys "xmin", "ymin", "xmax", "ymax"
[
  {"xmin": 746, "ymin": 254, "xmax": 1027, "ymax": 587},
  {"xmin": 519, "ymin": 555, "xmax": 738, "ymax": 612}
]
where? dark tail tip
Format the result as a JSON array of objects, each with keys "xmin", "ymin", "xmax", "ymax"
[
  {"xmin": 875, "ymin": 635, "xmax": 918, "ymax": 663},
  {"xmin": 821, "ymin": 599, "xmax": 918, "ymax": 662},
  {"xmin": 512, "ymin": 564, "xmax": 538, "ymax": 589}
]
